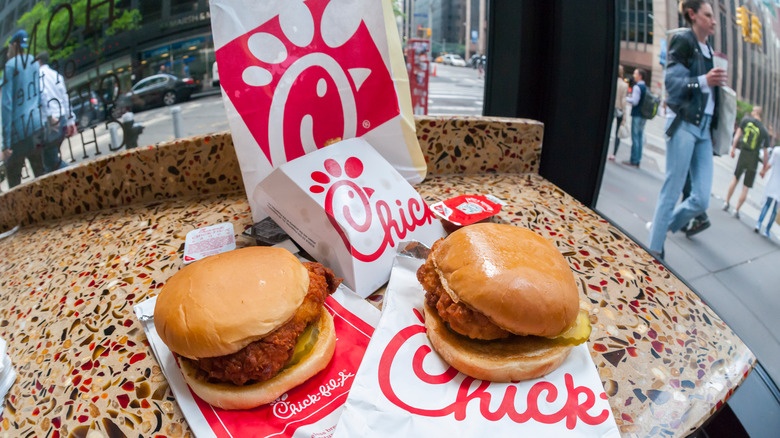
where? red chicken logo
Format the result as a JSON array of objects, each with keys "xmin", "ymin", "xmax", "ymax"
[{"xmin": 216, "ymin": 0, "xmax": 400, "ymax": 166}]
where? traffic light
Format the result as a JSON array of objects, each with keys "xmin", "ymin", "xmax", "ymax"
[
  {"xmin": 736, "ymin": 6, "xmax": 749, "ymax": 39},
  {"xmin": 751, "ymin": 14, "xmax": 762, "ymax": 45}
]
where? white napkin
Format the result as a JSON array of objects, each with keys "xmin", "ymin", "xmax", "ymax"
[{"xmin": 0, "ymin": 339, "xmax": 17, "ymax": 416}]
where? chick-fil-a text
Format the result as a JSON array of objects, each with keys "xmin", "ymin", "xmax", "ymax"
[{"xmin": 377, "ymin": 320, "xmax": 611, "ymax": 429}]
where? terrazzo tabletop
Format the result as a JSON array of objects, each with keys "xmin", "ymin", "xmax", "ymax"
[{"xmin": 0, "ymin": 117, "xmax": 755, "ymax": 437}]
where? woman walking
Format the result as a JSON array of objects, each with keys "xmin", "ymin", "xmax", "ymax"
[
  {"xmin": 609, "ymin": 66, "xmax": 628, "ymax": 161},
  {"xmin": 647, "ymin": 0, "xmax": 727, "ymax": 258}
]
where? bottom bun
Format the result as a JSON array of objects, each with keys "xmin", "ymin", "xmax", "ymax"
[
  {"xmin": 180, "ymin": 308, "xmax": 336, "ymax": 410},
  {"xmin": 424, "ymin": 305, "xmax": 572, "ymax": 382}
]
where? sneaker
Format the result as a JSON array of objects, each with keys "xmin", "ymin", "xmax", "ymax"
[
  {"xmin": 649, "ymin": 249, "xmax": 665, "ymax": 260},
  {"xmin": 608, "ymin": 155, "xmax": 616, "ymax": 162},
  {"xmin": 722, "ymin": 201, "xmax": 730, "ymax": 211},
  {"xmin": 685, "ymin": 218, "xmax": 711, "ymax": 237},
  {"xmin": 621, "ymin": 160, "xmax": 639, "ymax": 168},
  {"xmin": 754, "ymin": 225, "xmax": 760, "ymax": 233},
  {"xmin": 764, "ymin": 229, "xmax": 771, "ymax": 238},
  {"xmin": 645, "ymin": 221, "xmax": 652, "ymax": 231},
  {"xmin": 733, "ymin": 210, "xmax": 740, "ymax": 219}
]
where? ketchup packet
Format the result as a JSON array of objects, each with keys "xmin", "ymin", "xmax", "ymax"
[
  {"xmin": 183, "ymin": 223, "xmax": 236, "ymax": 264},
  {"xmin": 134, "ymin": 286, "xmax": 380, "ymax": 438},
  {"xmin": 333, "ymin": 246, "xmax": 620, "ymax": 438},
  {"xmin": 430, "ymin": 195, "xmax": 505, "ymax": 232}
]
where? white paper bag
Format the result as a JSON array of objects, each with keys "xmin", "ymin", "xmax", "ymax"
[
  {"xmin": 334, "ymin": 252, "xmax": 620, "ymax": 437},
  {"xmin": 255, "ymin": 138, "xmax": 446, "ymax": 297},
  {"xmin": 210, "ymin": 0, "xmax": 427, "ymax": 222},
  {"xmin": 714, "ymin": 86, "xmax": 737, "ymax": 156}
]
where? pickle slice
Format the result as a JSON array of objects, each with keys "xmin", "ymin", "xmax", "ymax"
[
  {"xmin": 551, "ymin": 310, "xmax": 592, "ymax": 345},
  {"xmin": 284, "ymin": 323, "xmax": 320, "ymax": 369}
]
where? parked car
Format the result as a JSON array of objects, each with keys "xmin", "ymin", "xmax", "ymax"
[
  {"xmin": 70, "ymin": 90, "xmax": 106, "ymax": 128},
  {"xmin": 442, "ymin": 54, "xmax": 466, "ymax": 67},
  {"xmin": 117, "ymin": 74, "xmax": 198, "ymax": 113}
]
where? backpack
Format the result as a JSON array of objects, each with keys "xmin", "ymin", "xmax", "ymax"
[{"xmin": 639, "ymin": 84, "xmax": 660, "ymax": 119}]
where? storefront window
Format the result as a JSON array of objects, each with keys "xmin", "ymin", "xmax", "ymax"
[{"xmin": 139, "ymin": 35, "xmax": 215, "ymax": 88}]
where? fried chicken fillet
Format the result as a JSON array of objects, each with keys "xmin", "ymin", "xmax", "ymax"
[{"xmin": 417, "ymin": 246, "xmax": 511, "ymax": 340}]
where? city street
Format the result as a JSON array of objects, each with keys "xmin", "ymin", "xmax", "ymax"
[
  {"xmin": 2, "ymin": 63, "xmax": 485, "ymax": 192},
  {"xmin": 427, "ymin": 63, "xmax": 485, "ymax": 116}
]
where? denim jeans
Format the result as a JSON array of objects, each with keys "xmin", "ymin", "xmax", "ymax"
[
  {"xmin": 630, "ymin": 116, "xmax": 647, "ymax": 165},
  {"xmin": 42, "ymin": 140, "xmax": 68, "ymax": 173},
  {"xmin": 613, "ymin": 115, "xmax": 623, "ymax": 155},
  {"xmin": 757, "ymin": 198, "xmax": 778, "ymax": 233},
  {"xmin": 648, "ymin": 115, "xmax": 713, "ymax": 252}
]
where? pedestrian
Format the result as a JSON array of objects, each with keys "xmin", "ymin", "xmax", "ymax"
[
  {"xmin": 647, "ymin": 0, "xmax": 726, "ymax": 259},
  {"xmin": 755, "ymin": 145, "xmax": 780, "ymax": 237},
  {"xmin": 624, "ymin": 68, "xmax": 648, "ymax": 168},
  {"xmin": 36, "ymin": 51, "xmax": 76, "ymax": 173},
  {"xmin": 609, "ymin": 65, "xmax": 628, "ymax": 161},
  {"xmin": 722, "ymin": 106, "xmax": 770, "ymax": 218},
  {"xmin": 1, "ymin": 29, "xmax": 44, "ymax": 189}
]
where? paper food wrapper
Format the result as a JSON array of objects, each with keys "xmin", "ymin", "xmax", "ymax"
[
  {"xmin": 333, "ymin": 250, "xmax": 621, "ymax": 438},
  {"xmin": 134, "ymin": 286, "xmax": 380, "ymax": 438},
  {"xmin": 255, "ymin": 138, "xmax": 446, "ymax": 297},
  {"xmin": 210, "ymin": 0, "xmax": 426, "ymax": 223}
]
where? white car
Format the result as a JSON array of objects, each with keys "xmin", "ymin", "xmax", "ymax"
[{"xmin": 442, "ymin": 54, "xmax": 466, "ymax": 67}]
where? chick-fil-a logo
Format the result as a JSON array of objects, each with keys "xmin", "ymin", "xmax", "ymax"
[
  {"xmin": 309, "ymin": 157, "xmax": 437, "ymax": 262},
  {"xmin": 216, "ymin": 0, "xmax": 398, "ymax": 166},
  {"xmin": 271, "ymin": 370, "xmax": 355, "ymax": 419},
  {"xmin": 377, "ymin": 310, "xmax": 611, "ymax": 429}
]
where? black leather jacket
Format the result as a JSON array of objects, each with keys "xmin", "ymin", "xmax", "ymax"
[{"xmin": 665, "ymin": 28, "xmax": 719, "ymax": 136}]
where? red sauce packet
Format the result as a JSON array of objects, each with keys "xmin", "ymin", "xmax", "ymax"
[{"xmin": 430, "ymin": 195, "xmax": 505, "ymax": 232}]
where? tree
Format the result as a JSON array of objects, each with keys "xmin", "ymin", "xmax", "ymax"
[{"xmin": 16, "ymin": 0, "xmax": 140, "ymax": 61}]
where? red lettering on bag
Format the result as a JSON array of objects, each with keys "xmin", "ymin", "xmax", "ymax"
[
  {"xmin": 310, "ymin": 157, "xmax": 437, "ymax": 262},
  {"xmin": 377, "ymin": 317, "xmax": 611, "ymax": 428}
]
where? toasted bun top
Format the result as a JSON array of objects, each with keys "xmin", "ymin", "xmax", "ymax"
[
  {"xmin": 154, "ymin": 246, "xmax": 309, "ymax": 359},
  {"xmin": 431, "ymin": 223, "xmax": 578, "ymax": 337}
]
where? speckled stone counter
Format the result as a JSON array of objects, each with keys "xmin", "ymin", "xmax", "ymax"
[{"xmin": 0, "ymin": 116, "xmax": 754, "ymax": 437}]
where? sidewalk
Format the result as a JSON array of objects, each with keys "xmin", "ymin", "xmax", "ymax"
[{"xmin": 597, "ymin": 114, "xmax": 780, "ymax": 436}]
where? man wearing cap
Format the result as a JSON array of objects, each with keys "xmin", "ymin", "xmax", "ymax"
[{"xmin": 1, "ymin": 29, "xmax": 44, "ymax": 188}]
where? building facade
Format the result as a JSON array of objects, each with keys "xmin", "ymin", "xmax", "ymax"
[
  {"xmin": 1, "ymin": 0, "xmax": 216, "ymax": 101},
  {"xmin": 403, "ymin": 0, "xmax": 486, "ymax": 57}
]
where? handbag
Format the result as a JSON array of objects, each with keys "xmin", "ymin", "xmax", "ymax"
[
  {"xmin": 618, "ymin": 123, "xmax": 629, "ymax": 139},
  {"xmin": 713, "ymin": 87, "xmax": 737, "ymax": 156}
]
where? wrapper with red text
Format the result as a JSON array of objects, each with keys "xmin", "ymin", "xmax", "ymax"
[
  {"xmin": 209, "ymin": 0, "xmax": 426, "ymax": 223},
  {"xmin": 134, "ymin": 286, "xmax": 380, "ymax": 438},
  {"xmin": 255, "ymin": 138, "xmax": 446, "ymax": 297},
  {"xmin": 333, "ymin": 250, "xmax": 620, "ymax": 438}
]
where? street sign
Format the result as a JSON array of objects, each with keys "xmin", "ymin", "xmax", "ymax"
[{"xmin": 471, "ymin": 30, "xmax": 478, "ymax": 44}]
